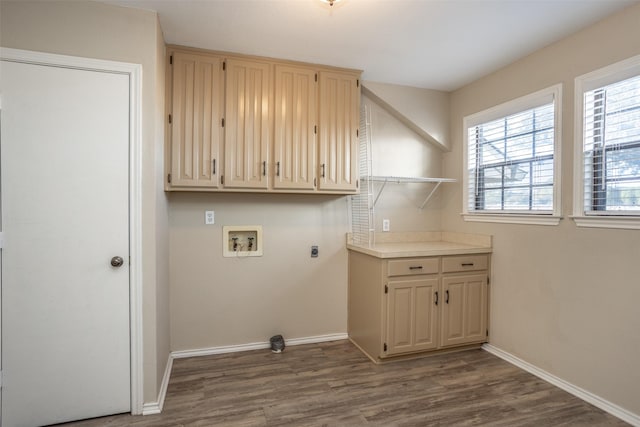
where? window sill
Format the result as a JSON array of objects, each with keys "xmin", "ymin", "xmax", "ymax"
[
  {"xmin": 462, "ymin": 213, "xmax": 562, "ymax": 226},
  {"xmin": 572, "ymin": 216, "xmax": 640, "ymax": 230}
]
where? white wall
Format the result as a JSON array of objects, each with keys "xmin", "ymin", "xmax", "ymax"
[{"xmin": 443, "ymin": 3, "xmax": 640, "ymax": 416}]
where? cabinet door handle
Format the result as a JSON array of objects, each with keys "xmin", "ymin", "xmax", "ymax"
[
  {"xmin": 446, "ymin": 290, "xmax": 449, "ymax": 304},
  {"xmin": 461, "ymin": 263, "xmax": 474, "ymax": 267},
  {"xmin": 262, "ymin": 161, "xmax": 266, "ymax": 176},
  {"xmin": 276, "ymin": 161, "xmax": 280, "ymax": 177},
  {"xmin": 434, "ymin": 291, "xmax": 438, "ymax": 306},
  {"xmin": 409, "ymin": 266, "xmax": 423, "ymax": 270},
  {"xmin": 321, "ymin": 163, "xmax": 325, "ymax": 178},
  {"xmin": 212, "ymin": 159, "xmax": 216, "ymax": 175}
]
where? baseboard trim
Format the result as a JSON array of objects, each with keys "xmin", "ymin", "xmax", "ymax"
[
  {"xmin": 141, "ymin": 401, "xmax": 161, "ymax": 415},
  {"xmin": 141, "ymin": 353, "xmax": 173, "ymax": 416},
  {"xmin": 171, "ymin": 333, "xmax": 348, "ymax": 359},
  {"xmin": 482, "ymin": 344, "xmax": 640, "ymax": 426}
]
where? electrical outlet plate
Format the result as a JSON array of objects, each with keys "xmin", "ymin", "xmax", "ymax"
[
  {"xmin": 205, "ymin": 210, "xmax": 215, "ymax": 225},
  {"xmin": 382, "ymin": 219, "xmax": 390, "ymax": 232},
  {"xmin": 223, "ymin": 225, "xmax": 263, "ymax": 257}
]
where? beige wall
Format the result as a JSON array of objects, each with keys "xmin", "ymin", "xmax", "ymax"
[
  {"xmin": 443, "ymin": 3, "xmax": 640, "ymax": 415},
  {"xmin": 363, "ymin": 81, "xmax": 450, "ymax": 149},
  {"xmin": 362, "ymin": 94, "xmax": 444, "ymax": 232},
  {"xmin": 0, "ymin": 1, "xmax": 170, "ymax": 404},
  {"xmin": 168, "ymin": 193, "xmax": 350, "ymax": 350},
  {"xmin": 154, "ymin": 19, "xmax": 171, "ymax": 400}
]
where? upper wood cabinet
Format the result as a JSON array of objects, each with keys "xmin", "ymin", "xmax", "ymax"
[
  {"xmin": 318, "ymin": 71, "xmax": 360, "ymax": 192},
  {"xmin": 273, "ymin": 65, "xmax": 317, "ymax": 191},
  {"xmin": 166, "ymin": 46, "xmax": 361, "ymax": 194},
  {"xmin": 169, "ymin": 51, "xmax": 224, "ymax": 188},
  {"xmin": 223, "ymin": 58, "xmax": 271, "ymax": 190}
]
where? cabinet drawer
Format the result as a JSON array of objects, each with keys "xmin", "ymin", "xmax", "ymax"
[
  {"xmin": 442, "ymin": 255, "xmax": 488, "ymax": 273},
  {"xmin": 388, "ymin": 258, "xmax": 439, "ymax": 276}
]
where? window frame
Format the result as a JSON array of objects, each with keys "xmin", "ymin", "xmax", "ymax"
[
  {"xmin": 573, "ymin": 54, "xmax": 640, "ymax": 230},
  {"xmin": 462, "ymin": 84, "xmax": 563, "ymax": 226}
]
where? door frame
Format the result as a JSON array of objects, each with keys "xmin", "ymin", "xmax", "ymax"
[{"xmin": 0, "ymin": 47, "xmax": 144, "ymax": 415}]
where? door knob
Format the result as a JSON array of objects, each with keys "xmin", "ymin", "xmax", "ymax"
[{"xmin": 110, "ymin": 256, "xmax": 124, "ymax": 267}]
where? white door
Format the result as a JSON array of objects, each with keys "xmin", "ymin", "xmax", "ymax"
[{"xmin": 1, "ymin": 59, "xmax": 131, "ymax": 426}]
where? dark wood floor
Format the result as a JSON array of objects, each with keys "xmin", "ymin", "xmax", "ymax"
[{"xmin": 60, "ymin": 340, "xmax": 627, "ymax": 426}]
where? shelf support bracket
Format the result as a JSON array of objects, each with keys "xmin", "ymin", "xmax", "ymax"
[
  {"xmin": 372, "ymin": 178, "xmax": 389, "ymax": 207},
  {"xmin": 419, "ymin": 181, "xmax": 443, "ymax": 210}
]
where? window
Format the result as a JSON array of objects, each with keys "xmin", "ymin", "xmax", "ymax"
[
  {"xmin": 463, "ymin": 85, "xmax": 562, "ymax": 225},
  {"xmin": 574, "ymin": 55, "xmax": 640, "ymax": 229}
]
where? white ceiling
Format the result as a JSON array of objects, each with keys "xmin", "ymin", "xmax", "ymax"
[{"xmin": 104, "ymin": 0, "xmax": 638, "ymax": 91}]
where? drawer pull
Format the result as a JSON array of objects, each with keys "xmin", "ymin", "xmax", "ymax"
[
  {"xmin": 409, "ymin": 266, "xmax": 423, "ymax": 270},
  {"xmin": 461, "ymin": 263, "xmax": 474, "ymax": 267}
]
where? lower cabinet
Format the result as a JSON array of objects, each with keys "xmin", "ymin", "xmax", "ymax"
[
  {"xmin": 348, "ymin": 250, "xmax": 490, "ymax": 362},
  {"xmin": 440, "ymin": 274, "xmax": 488, "ymax": 348},
  {"xmin": 386, "ymin": 277, "xmax": 439, "ymax": 355}
]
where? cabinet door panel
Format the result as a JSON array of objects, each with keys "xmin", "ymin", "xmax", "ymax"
[
  {"xmin": 318, "ymin": 72, "xmax": 359, "ymax": 192},
  {"xmin": 441, "ymin": 274, "xmax": 487, "ymax": 348},
  {"xmin": 441, "ymin": 280, "xmax": 465, "ymax": 345},
  {"xmin": 386, "ymin": 277, "xmax": 438, "ymax": 356},
  {"xmin": 465, "ymin": 276, "xmax": 488, "ymax": 341},
  {"xmin": 414, "ymin": 284, "xmax": 438, "ymax": 349},
  {"xmin": 171, "ymin": 52, "xmax": 224, "ymax": 188},
  {"xmin": 274, "ymin": 65, "xmax": 316, "ymax": 190},
  {"xmin": 387, "ymin": 285, "xmax": 413, "ymax": 353},
  {"xmin": 224, "ymin": 58, "xmax": 271, "ymax": 189}
]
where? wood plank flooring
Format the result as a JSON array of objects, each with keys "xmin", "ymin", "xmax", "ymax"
[{"xmin": 58, "ymin": 340, "xmax": 628, "ymax": 426}]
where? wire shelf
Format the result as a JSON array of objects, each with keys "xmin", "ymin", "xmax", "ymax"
[
  {"xmin": 350, "ymin": 108, "xmax": 456, "ymax": 246},
  {"xmin": 364, "ymin": 176, "xmax": 456, "ymax": 209}
]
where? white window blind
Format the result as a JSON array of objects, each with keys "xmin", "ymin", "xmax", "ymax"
[
  {"xmin": 582, "ymin": 75, "xmax": 640, "ymax": 214},
  {"xmin": 467, "ymin": 102, "xmax": 555, "ymax": 213}
]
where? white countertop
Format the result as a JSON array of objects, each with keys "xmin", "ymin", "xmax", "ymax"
[{"xmin": 346, "ymin": 232, "xmax": 492, "ymax": 259}]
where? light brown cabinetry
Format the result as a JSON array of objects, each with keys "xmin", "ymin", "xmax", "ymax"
[
  {"xmin": 223, "ymin": 58, "xmax": 271, "ymax": 189},
  {"xmin": 273, "ymin": 65, "xmax": 317, "ymax": 190},
  {"xmin": 440, "ymin": 254, "xmax": 489, "ymax": 347},
  {"xmin": 441, "ymin": 274, "xmax": 487, "ymax": 347},
  {"xmin": 169, "ymin": 51, "xmax": 224, "ymax": 188},
  {"xmin": 166, "ymin": 46, "xmax": 361, "ymax": 194},
  {"xmin": 348, "ymin": 250, "xmax": 490, "ymax": 362},
  {"xmin": 318, "ymin": 72, "xmax": 360, "ymax": 192},
  {"xmin": 386, "ymin": 277, "xmax": 439, "ymax": 355}
]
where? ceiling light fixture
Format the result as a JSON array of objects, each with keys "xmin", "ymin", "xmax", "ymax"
[{"xmin": 321, "ymin": 0, "xmax": 342, "ymax": 6}]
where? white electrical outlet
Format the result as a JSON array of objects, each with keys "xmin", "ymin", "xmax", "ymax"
[
  {"xmin": 382, "ymin": 219, "xmax": 390, "ymax": 232},
  {"xmin": 205, "ymin": 210, "xmax": 215, "ymax": 225}
]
